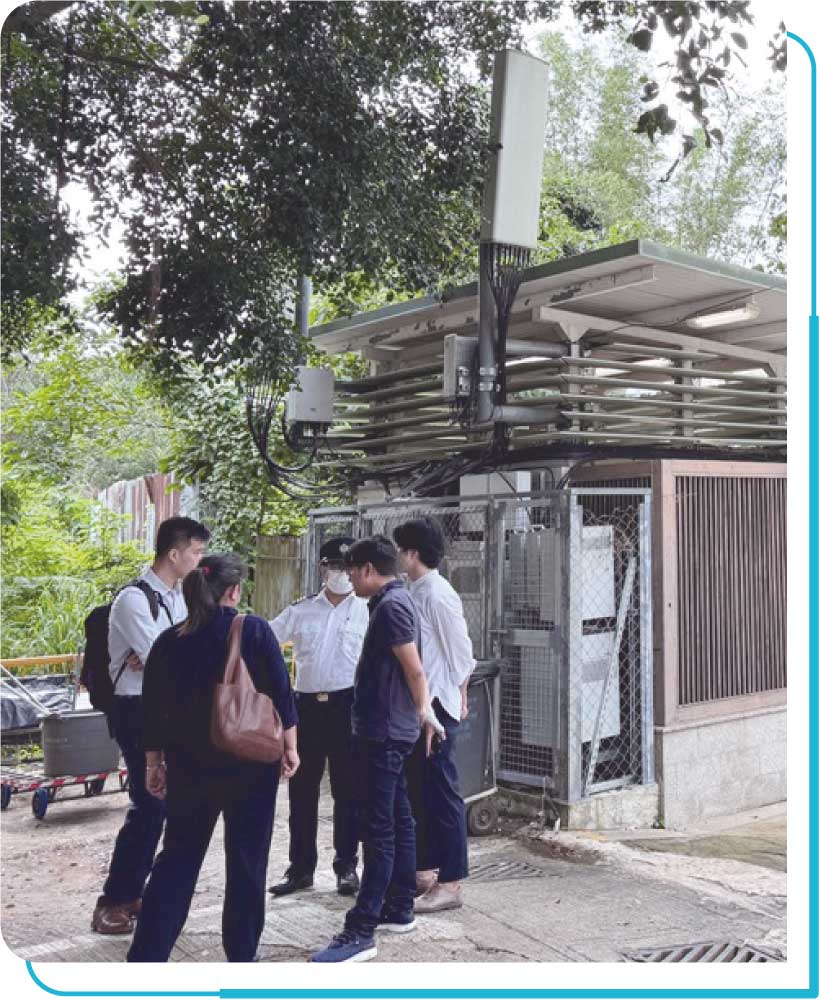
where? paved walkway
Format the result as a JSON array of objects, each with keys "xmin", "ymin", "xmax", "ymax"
[{"xmin": 0, "ymin": 778, "xmax": 786, "ymax": 963}]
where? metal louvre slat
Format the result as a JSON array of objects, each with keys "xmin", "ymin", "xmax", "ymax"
[{"xmin": 676, "ymin": 474, "xmax": 786, "ymax": 706}]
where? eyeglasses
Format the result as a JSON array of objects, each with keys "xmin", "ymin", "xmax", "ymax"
[{"xmin": 320, "ymin": 559, "xmax": 347, "ymax": 570}]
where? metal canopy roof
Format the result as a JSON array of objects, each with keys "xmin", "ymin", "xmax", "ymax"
[
  {"xmin": 311, "ymin": 240, "xmax": 786, "ymax": 356},
  {"xmin": 310, "ymin": 241, "xmax": 786, "ymax": 473}
]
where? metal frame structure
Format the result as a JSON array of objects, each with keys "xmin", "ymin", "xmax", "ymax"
[
  {"xmin": 309, "ymin": 240, "xmax": 786, "ymax": 480},
  {"xmin": 306, "ymin": 486, "xmax": 653, "ymax": 804}
]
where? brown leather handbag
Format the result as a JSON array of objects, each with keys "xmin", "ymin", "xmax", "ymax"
[{"xmin": 210, "ymin": 615, "xmax": 284, "ymax": 763}]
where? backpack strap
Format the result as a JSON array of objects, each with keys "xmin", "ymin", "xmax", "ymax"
[
  {"xmin": 130, "ymin": 579, "xmax": 175, "ymax": 627},
  {"xmin": 111, "ymin": 660, "xmax": 129, "ymax": 696},
  {"xmin": 109, "ymin": 580, "xmax": 174, "ymax": 699}
]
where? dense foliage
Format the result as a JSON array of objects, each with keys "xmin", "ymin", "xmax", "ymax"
[
  {"xmin": 533, "ymin": 32, "xmax": 786, "ymax": 270},
  {"xmin": 2, "ymin": 1, "xmax": 779, "ymax": 371},
  {"xmin": 1, "ymin": 4, "xmax": 785, "ymax": 655}
]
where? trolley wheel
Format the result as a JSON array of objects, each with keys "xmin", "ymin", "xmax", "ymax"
[
  {"xmin": 90, "ymin": 778, "xmax": 106, "ymax": 796},
  {"xmin": 1, "ymin": 784, "xmax": 11, "ymax": 811},
  {"xmin": 31, "ymin": 788, "xmax": 49, "ymax": 820},
  {"xmin": 467, "ymin": 798, "xmax": 498, "ymax": 837}
]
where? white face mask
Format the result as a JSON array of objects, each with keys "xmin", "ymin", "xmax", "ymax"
[{"xmin": 325, "ymin": 569, "xmax": 353, "ymax": 595}]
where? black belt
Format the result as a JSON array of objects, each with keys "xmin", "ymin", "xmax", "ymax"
[{"xmin": 295, "ymin": 688, "xmax": 353, "ymax": 703}]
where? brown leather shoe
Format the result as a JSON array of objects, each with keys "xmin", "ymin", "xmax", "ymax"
[
  {"xmin": 415, "ymin": 870, "xmax": 437, "ymax": 898},
  {"xmin": 91, "ymin": 896, "xmax": 139, "ymax": 935},
  {"xmin": 414, "ymin": 882, "xmax": 463, "ymax": 914}
]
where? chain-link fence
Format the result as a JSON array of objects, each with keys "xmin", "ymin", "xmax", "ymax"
[
  {"xmin": 303, "ymin": 508, "xmax": 360, "ymax": 594},
  {"xmin": 360, "ymin": 501, "xmax": 490, "ymax": 659},
  {"xmin": 305, "ymin": 487, "xmax": 653, "ymax": 803}
]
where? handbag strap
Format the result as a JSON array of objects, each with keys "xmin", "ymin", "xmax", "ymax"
[{"xmin": 222, "ymin": 614, "xmax": 247, "ymax": 685}]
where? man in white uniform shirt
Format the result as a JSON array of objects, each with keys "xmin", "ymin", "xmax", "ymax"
[
  {"xmin": 394, "ymin": 517, "xmax": 474, "ymax": 914},
  {"xmin": 269, "ymin": 536, "xmax": 369, "ymax": 897},
  {"xmin": 92, "ymin": 516, "xmax": 209, "ymax": 936}
]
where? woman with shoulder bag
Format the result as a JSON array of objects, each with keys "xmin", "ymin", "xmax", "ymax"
[{"xmin": 128, "ymin": 554, "xmax": 299, "ymax": 963}]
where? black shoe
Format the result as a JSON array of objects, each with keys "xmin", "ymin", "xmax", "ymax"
[
  {"xmin": 336, "ymin": 867, "xmax": 360, "ymax": 896},
  {"xmin": 269, "ymin": 872, "xmax": 314, "ymax": 896}
]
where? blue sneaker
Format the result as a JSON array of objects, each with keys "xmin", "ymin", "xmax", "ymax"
[
  {"xmin": 310, "ymin": 929, "xmax": 377, "ymax": 963},
  {"xmin": 376, "ymin": 910, "xmax": 417, "ymax": 934}
]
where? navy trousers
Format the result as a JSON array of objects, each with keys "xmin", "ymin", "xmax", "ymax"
[
  {"xmin": 406, "ymin": 700, "xmax": 469, "ymax": 883},
  {"xmin": 128, "ymin": 765, "xmax": 279, "ymax": 963},
  {"xmin": 287, "ymin": 690, "xmax": 358, "ymax": 877},
  {"xmin": 344, "ymin": 738, "xmax": 416, "ymax": 937},
  {"xmin": 103, "ymin": 696, "xmax": 166, "ymax": 904}
]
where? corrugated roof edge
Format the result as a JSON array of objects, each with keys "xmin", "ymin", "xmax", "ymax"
[{"xmin": 310, "ymin": 239, "xmax": 786, "ymax": 339}]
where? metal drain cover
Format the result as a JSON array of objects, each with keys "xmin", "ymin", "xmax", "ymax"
[
  {"xmin": 467, "ymin": 859, "xmax": 551, "ymax": 883},
  {"xmin": 622, "ymin": 941, "xmax": 784, "ymax": 963}
]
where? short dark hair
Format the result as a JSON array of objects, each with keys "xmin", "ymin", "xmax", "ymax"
[
  {"xmin": 155, "ymin": 516, "xmax": 211, "ymax": 559},
  {"xmin": 345, "ymin": 535, "xmax": 398, "ymax": 577},
  {"xmin": 393, "ymin": 517, "xmax": 445, "ymax": 569}
]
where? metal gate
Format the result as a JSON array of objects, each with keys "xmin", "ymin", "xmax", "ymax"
[
  {"xmin": 493, "ymin": 490, "xmax": 653, "ymax": 799},
  {"xmin": 306, "ymin": 488, "xmax": 653, "ymax": 803}
]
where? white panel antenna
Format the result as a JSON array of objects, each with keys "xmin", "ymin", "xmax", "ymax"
[{"xmin": 480, "ymin": 49, "xmax": 550, "ymax": 250}]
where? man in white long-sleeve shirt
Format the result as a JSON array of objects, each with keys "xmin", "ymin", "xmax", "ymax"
[
  {"xmin": 268, "ymin": 536, "xmax": 369, "ymax": 898},
  {"xmin": 91, "ymin": 516, "xmax": 209, "ymax": 936},
  {"xmin": 394, "ymin": 517, "xmax": 474, "ymax": 914}
]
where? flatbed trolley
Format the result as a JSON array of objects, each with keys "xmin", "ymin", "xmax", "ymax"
[{"xmin": 1, "ymin": 762, "xmax": 129, "ymax": 819}]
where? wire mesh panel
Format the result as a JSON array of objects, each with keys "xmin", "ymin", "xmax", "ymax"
[
  {"xmin": 493, "ymin": 494, "xmax": 564, "ymax": 790},
  {"xmin": 359, "ymin": 500, "xmax": 490, "ymax": 658},
  {"xmin": 492, "ymin": 489, "xmax": 652, "ymax": 798},
  {"xmin": 306, "ymin": 487, "xmax": 654, "ymax": 802},
  {"xmin": 304, "ymin": 507, "xmax": 360, "ymax": 594},
  {"xmin": 565, "ymin": 489, "xmax": 653, "ymax": 800}
]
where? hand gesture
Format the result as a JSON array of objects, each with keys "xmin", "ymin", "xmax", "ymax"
[
  {"xmin": 421, "ymin": 705, "xmax": 446, "ymax": 757},
  {"xmin": 281, "ymin": 747, "xmax": 300, "ymax": 780},
  {"xmin": 146, "ymin": 763, "xmax": 167, "ymax": 800},
  {"xmin": 126, "ymin": 652, "xmax": 144, "ymax": 672}
]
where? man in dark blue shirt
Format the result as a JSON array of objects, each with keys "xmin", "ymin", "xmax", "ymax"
[{"xmin": 311, "ymin": 535, "xmax": 441, "ymax": 964}]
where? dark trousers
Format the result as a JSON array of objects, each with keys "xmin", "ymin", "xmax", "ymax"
[
  {"xmin": 287, "ymin": 690, "xmax": 358, "ymax": 877},
  {"xmin": 406, "ymin": 700, "xmax": 469, "ymax": 883},
  {"xmin": 128, "ymin": 765, "xmax": 280, "ymax": 963},
  {"xmin": 344, "ymin": 738, "xmax": 416, "ymax": 938},
  {"xmin": 102, "ymin": 696, "xmax": 166, "ymax": 904}
]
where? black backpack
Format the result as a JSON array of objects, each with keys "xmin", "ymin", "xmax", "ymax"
[{"xmin": 81, "ymin": 580, "xmax": 173, "ymax": 714}]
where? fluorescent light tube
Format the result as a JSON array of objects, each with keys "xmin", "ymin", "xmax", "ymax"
[{"xmin": 686, "ymin": 300, "xmax": 761, "ymax": 330}]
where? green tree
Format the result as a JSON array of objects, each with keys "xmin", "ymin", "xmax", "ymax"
[
  {"xmin": 158, "ymin": 366, "xmax": 308, "ymax": 565},
  {"xmin": 661, "ymin": 84, "xmax": 785, "ymax": 268},
  {"xmin": 2, "ymin": 1, "xmax": 773, "ymax": 370},
  {"xmin": 158, "ymin": 343, "xmax": 368, "ymax": 565},
  {"xmin": 533, "ymin": 31, "xmax": 785, "ymax": 272},
  {"xmin": 536, "ymin": 32, "xmax": 664, "ymax": 260},
  {"xmin": 1, "ymin": 316, "xmax": 165, "ymax": 655},
  {"xmin": 2, "ymin": 320, "xmax": 169, "ymax": 492}
]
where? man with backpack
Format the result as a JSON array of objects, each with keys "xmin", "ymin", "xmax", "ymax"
[{"xmin": 90, "ymin": 516, "xmax": 210, "ymax": 936}]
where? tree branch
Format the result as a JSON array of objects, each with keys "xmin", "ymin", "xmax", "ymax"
[{"xmin": 3, "ymin": 2, "xmax": 78, "ymax": 35}]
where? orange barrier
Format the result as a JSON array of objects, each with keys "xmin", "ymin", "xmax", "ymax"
[
  {"xmin": 1, "ymin": 654, "xmax": 80, "ymax": 673},
  {"xmin": 2, "ymin": 646, "xmax": 295, "ymax": 678}
]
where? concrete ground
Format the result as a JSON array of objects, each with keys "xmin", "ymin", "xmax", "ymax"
[
  {"xmin": 0, "ymin": 776, "xmax": 786, "ymax": 963},
  {"xmin": 619, "ymin": 804, "xmax": 786, "ymax": 873}
]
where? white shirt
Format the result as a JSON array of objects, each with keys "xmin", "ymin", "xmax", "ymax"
[
  {"xmin": 271, "ymin": 589, "xmax": 369, "ymax": 693},
  {"xmin": 408, "ymin": 569, "xmax": 475, "ymax": 723},
  {"xmin": 108, "ymin": 568, "xmax": 187, "ymax": 697}
]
